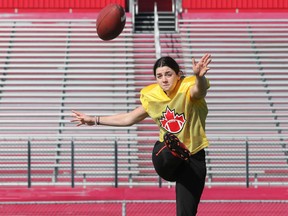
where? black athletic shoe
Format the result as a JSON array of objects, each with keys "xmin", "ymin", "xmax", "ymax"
[{"xmin": 164, "ymin": 132, "xmax": 191, "ymax": 160}]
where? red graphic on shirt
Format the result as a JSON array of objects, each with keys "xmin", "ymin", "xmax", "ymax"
[{"xmin": 159, "ymin": 106, "xmax": 186, "ymax": 133}]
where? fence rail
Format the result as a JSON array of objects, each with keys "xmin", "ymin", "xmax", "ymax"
[{"xmin": 0, "ymin": 136, "xmax": 287, "ymax": 188}]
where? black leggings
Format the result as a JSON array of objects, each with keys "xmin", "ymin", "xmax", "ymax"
[
  {"xmin": 175, "ymin": 150, "xmax": 206, "ymax": 216},
  {"xmin": 152, "ymin": 141, "xmax": 206, "ymax": 216}
]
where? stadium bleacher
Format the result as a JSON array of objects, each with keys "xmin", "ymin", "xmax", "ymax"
[{"xmin": 0, "ymin": 6, "xmax": 287, "ymax": 189}]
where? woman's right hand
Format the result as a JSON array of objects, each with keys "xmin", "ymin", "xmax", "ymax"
[{"xmin": 71, "ymin": 110, "xmax": 95, "ymax": 126}]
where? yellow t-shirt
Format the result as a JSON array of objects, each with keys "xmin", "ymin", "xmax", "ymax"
[{"xmin": 140, "ymin": 76, "xmax": 210, "ymax": 154}]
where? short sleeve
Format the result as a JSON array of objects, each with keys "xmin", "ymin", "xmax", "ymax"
[{"xmin": 140, "ymin": 89, "xmax": 149, "ymax": 112}]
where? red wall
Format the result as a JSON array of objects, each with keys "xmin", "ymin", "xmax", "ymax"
[
  {"xmin": 138, "ymin": 0, "xmax": 172, "ymax": 12},
  {"xmin": 183, "ymin": 0, "xmax": 288, "ymax": 11},
  {"xmin": 1, "ymin": 0, "xmax": 288, "ymax": 11},
  {"xmin": 0, "ymin": 0, "xmax": 125, "ymax": 10}
]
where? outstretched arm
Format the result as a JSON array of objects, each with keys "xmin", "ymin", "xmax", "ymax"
[
  {"xmin": 190, "ymin": 53, "xmax": 212, "ymax": 99},
  {"xmin": 71, "ymin": 105, "xmax": 148, "ymax": 127}
]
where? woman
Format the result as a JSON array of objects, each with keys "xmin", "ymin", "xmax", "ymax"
[{"xmin": 71, "ymin": 53, "xmax": 211, "ymax": 215}]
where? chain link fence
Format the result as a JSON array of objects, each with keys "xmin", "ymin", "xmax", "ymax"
[
  {"xmin": 0, "ymin": 200, "xmax": 287, "ymax": 216},
  {"xmin": 0, "ymin": 136, "xmax": 287, "ymax": 188}
]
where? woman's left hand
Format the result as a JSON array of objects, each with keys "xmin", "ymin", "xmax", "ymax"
[{"xmin": 192, "ymin": 53, "xmax": 212, "ymax": 77}]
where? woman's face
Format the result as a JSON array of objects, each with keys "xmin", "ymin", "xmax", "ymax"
[{"xmin": 155, "ymin": 66, "xmax": 180, "ymax": 96}]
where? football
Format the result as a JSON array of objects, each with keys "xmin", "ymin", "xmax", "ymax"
[{"xmin": 96, "ymin": 4, "xmax": 126, "ymax": 41}]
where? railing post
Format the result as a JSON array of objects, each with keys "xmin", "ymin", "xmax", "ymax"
[
  {"xmin": 71, "ymin": 139, "xmax": 75, "ymax": 188},
  {"xmin": 122, "ymin": 201, "xmax": 126, "ymax": 216},
  {"xmin": 245, "ymin": 138, "xmax": 249, "ymax": 188},
  {"xmin": 114, "ymin": 140, "xmax": 118, "ymax": 188},
  {"xmin": 27, "ymin": 139, "xmax": 31, "ymax": 188}
]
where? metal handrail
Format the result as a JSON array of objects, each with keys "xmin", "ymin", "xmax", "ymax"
[
  {"xmin": 154, "ymin": 2, "xmax": 161, "ymax": 59},
  {"xmin": 173, "ymin": 0, "xmax": 180, "ymax": 32},
  {"xmin": 131, "ymin": 0, "xmax": 137, "ymax": 33}
]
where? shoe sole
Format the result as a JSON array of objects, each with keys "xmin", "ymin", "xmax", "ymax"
[{"xmin": 164, "ymin": 133, "xmax": 191, "ymax": 160}]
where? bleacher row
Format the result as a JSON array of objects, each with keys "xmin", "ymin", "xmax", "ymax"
[{"xmin": 0, "ymin": 14, "xmax": 287, "ymax": 187}]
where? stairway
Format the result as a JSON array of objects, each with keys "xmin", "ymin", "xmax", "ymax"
[{"xmin": 134, "ymin": 11, "xmax": 176, "ymax": 33}]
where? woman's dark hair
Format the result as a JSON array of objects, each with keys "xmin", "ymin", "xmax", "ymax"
[{"xmin": 153, "ymin": 56, "xmax": 180, "ymax": 77}]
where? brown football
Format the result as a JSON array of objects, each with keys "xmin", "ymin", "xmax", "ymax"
[{"xmin": 96, "ymin": 4, "xmax": 126, "ymax": 41}]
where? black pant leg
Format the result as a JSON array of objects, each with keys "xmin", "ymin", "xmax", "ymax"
[
  {"xmin": 176, "ymin": 150, "xmax": 207, "ymax": 216},
  {"xmin": 152, "ymin": 141, "xmax": 184, "ymax": 182}
]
